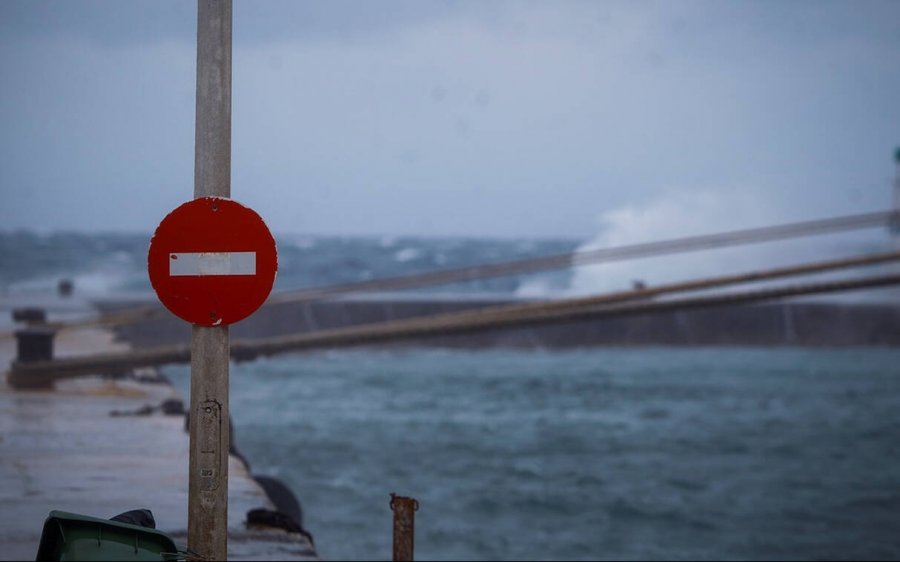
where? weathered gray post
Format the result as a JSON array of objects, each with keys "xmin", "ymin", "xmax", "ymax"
[{"xmin": 189, "ymin": 1, "xmax": 232, "ymax": 560}]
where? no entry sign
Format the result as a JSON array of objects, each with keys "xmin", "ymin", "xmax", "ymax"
[{"xmin": 148, "ymin": 197, "xmax": 277, "ymax": 326}]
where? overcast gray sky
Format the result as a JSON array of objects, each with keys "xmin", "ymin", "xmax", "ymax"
[{"xmin": 1, "ymin": 0, "xmax": 898, "ymax": 238}]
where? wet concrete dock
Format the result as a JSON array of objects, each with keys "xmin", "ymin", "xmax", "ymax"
[{"xmin": 0, "ymin": 294, "xmax": 318, "ymax": 560}]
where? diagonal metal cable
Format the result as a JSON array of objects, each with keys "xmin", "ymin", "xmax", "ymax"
[
  {"xmin": 6, "ymin": 209, "xmax": 898, "ymax": 335},
  {"xmin": 8, "ymin": 251, "xmax": 900, "ymax": 385}
]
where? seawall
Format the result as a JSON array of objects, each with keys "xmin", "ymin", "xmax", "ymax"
[{"xmin": 100, "ymin": 295, "xmax": 900, "ymax": 349}]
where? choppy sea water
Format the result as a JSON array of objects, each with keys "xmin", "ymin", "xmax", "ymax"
[
  {"xmin": 3, "ymin": 231, "xmax": 900, "ymax": 560},
  {"xmin": 164, "ymin": 347, "xmax": 900, "ymax": 561},
  {"xmin": 0, "ymin": 231, "xmax": 576, "ymax": 298}
]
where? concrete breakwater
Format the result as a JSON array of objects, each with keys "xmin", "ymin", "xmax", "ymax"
[
  {"xmin": 0, "ymin": 293, "xmax": 318, "ymax": 560},
  {"xmin": 101, "ymin": 295, "xmax": 900, "ymax": 349}
]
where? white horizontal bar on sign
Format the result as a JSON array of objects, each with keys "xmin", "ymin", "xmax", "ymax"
[{"xmin": 169, "ymin": 252, "xmax": 257, "ymax": 276}]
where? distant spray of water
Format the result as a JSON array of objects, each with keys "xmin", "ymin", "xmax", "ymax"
[{"xmin": 566, "ymin": 190, "xmax": 896, "ymax": 302}]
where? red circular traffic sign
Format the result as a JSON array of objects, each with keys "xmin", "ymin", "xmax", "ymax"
[{"xmin": 148, "ymin": 197, "xmax": 277, "ymax": 326}]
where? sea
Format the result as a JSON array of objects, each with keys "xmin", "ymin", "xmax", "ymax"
[{"xmin": 2, "ymin": 230, "xmax": 900, "ymax": 560}]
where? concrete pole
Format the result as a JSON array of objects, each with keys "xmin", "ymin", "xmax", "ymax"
[{"xmin": 189, "ymin": 1, "xmax": 231, "ymax": 560}]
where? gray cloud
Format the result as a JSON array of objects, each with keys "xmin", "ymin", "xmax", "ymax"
[{"xmin": 1, "ymin": 1, "xmax": 899, "ymax": 237}]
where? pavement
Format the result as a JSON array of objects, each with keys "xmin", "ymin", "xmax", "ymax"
[{"xmin": 0, "ymin": 292, "xmax": 318, "ymax": 560}]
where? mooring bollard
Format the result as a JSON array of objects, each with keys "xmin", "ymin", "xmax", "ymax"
[
  {"xmin": 390, "ymin": 493, "xmax": 419, "ymax": 562},
  {"xmin": 57, "ymin": 278, "xmax": 74, "ymax": 297},
  {"xmin": 14, "ymin": 327, "xmax": 55, "ymax": 363},
  {"xmin": 12, "ymin": 307, "xmax": 47, "ymax": 325},
  {"xmin": 9, "ymin": 327, "xmax": 57, "ymax": 389}
]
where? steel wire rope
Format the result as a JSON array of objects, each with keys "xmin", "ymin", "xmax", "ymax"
[
  {"xmin": 8, "ymin": 252, "xmax": 900, "ymax": 384},
  {"xmin": 2, "ymin": 209, "xmax": 897, "ymax": 338}
]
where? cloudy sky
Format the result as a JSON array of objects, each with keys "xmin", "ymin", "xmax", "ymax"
[{"xmin": 1, "ymin": 0, "xmax": 898, "ymax": 239}]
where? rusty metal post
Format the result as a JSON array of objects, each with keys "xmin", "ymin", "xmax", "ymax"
[
  {"xmin": 390, "ymin": 493, "xmax": 419, "ymax": 562},
  {"xmin": 188, "ymin": 1, "xmax": 232, "ymax": 560}
]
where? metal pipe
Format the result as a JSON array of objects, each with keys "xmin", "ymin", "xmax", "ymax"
[{"xmin": 391, "ymin": 493, "xmax": 419, "ymax": 562}]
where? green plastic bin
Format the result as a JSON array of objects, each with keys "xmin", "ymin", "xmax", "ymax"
[{"xmin": 35, "ymin": 510, "xmax": 184, "ymax": 561}]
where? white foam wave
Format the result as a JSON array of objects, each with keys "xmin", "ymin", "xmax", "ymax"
[
  {"xmin": 516, "ymin": 277, "xmax": 560, "ymax": 299},
  {"xmin": 567, "ymin": 190, "xmax": 895, "ymax": 302},
  {"xmin": 289, "ymin": 235, "xmax": 317, "ymax": 249},
  {"xmin": 394, "ymin": 247, "xmax": 422, "ymax": 262}
]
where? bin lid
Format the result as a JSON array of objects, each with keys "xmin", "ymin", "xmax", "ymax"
[{"xmin": 35, "ymin": 510, "xmax": 182, "ymax": 561}]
